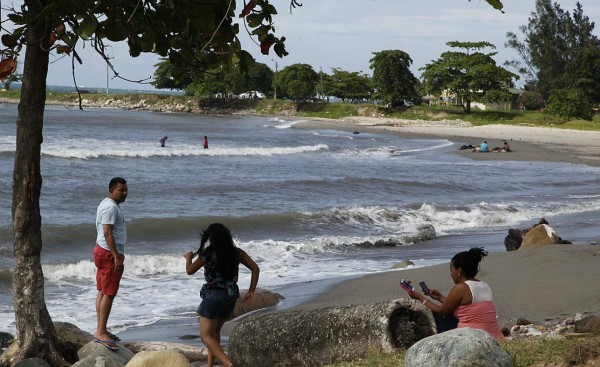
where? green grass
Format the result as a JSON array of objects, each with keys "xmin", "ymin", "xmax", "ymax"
[
  {"xmin": 3, "ymin": 90, "xmax": 600, "ymax": 131},
  {"xmin": 323, "ymin": 337, "xmax": 599, "ymax": 367}
]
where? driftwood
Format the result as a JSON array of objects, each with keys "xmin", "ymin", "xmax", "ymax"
[{"xmin": 228, "ymin": 298, "xmax": 436, "ymax": 367}]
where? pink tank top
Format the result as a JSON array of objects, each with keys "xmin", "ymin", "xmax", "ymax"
[{"xmin": 454, "ymin": 280, "xmax": 505, "ymax": 340}]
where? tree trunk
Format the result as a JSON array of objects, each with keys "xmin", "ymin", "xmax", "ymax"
[{"xmin": 11, "ymin": 2, "xmax": 67, "ymax": 365}]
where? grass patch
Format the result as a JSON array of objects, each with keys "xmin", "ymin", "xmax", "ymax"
[
  {"xmin": 3, "ymin": 90, "xmax": 600, "ymax": 131},
  {"xmin": 503, "ymin": 338, "xmax": 578, "ymax": 366},
  {"xmin": 323, "ymin": 350, "xmax": 406, "ymax": 367},
  {"xmin": 323, "ymin": 337, "xmax": 600, "ymax": 367}
]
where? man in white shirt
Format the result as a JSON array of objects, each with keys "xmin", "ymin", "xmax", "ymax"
[{"xmin": 93, "ymin": 177, "xmax": 128, "ymax": 350}]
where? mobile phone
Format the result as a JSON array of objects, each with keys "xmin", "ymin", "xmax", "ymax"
[
  {"xmin": 399, "ymin": 278, "xmax": 414, "ymax": 293},
  {"xmin": 419, "ymin": 281, "xmax": 431, "ymax": 295}
]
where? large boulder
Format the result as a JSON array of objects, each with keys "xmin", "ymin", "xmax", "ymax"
[
  {"xmin": 405, "ymin": 328, "xmax": 512, "ymax": 367},
  {"xmin": 228, "ymin": 299, "xmax": 436, "ymax": 367},
  {"xmin": 12, "ymin": 358, "xmax": 51, "ymax": 367},
  {"xmin": 124, "ymin": 350, "xmax": 190, "ymax": 367},
  {"xmin": 72, "ymin": 355, "xmax": 124, "ymax": 367},
  {"xmin": 0, "ymin": 332, "xmax": 14, "ymax": 349},
  {"xmin": 519, "ymin": 224, "xmax": 560, "ymax": 250},
  {"xmin": 230, "ymin": 288, "xmax": 284, "ymax": 320},
  {"xmin": 54, "ymin": 322, "xmax": 94, "ymax": 349},
  {"xmin": 78, "ymin": 340, "xmax": 134, "ymax": 366},
  {"xmin": 574, "ymin": 315, "xmax": 600, "ymax": 334},
  {"xmin": 122, "ymin": 342, "xmax": 207, "ymax": 363}
]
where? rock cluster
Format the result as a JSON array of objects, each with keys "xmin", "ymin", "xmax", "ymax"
[
  {"xmin": 0, "ymin": 323, "xmax": 207, "ymax": 367},
  {"xmin": 504, "ymin": 217, "xmax": 572, "ymax": 251},
  {"xmin": 506, "ymin": 314, "xmax": 600, "ymax": 340}
]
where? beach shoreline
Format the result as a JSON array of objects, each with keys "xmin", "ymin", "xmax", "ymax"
[
  {"xmin": 4, "ymin": 102, "xmax": 600, "ymax": 352},
  {"xmin": 208, "ymin": 116, "xmax": 600, "ymax": 342},
  {"xmin": 294, "ymin": 116, "xmax": 600, "ymax": 168}
]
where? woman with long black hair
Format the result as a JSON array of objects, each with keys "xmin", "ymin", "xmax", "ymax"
[
  {"xmin": 408, "ymin": 247, "xmax": 504, "ymax": 340},
  {"xmin": 184, "ymin": 223, "xmax": 259, "ymax": 367}
]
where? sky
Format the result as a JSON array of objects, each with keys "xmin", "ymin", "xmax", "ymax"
[{"xmin": 2, "ymin": 0, "xmax": 600, "ymax": 91}]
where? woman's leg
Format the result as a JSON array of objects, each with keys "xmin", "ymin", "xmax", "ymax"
[{"xmin": 200, "ymin": 316, "xmax": 232, "ymax": 367}]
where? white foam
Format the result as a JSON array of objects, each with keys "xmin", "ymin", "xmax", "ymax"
[{"xmin": 34, "ymin": 140, "xmax": 329, "ymax": 159}]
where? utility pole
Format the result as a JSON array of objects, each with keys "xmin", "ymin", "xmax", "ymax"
[
  {"xmin": 273, "ymin": 61, "xmax": 278, "ymax": 100},
  {"xmin": 319, "ymin": 66, "xmax": 323, "ymax": 101}
]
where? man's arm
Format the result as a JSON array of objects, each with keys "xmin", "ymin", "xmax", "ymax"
[{"xmin": 103, "ymin": 224, "xmax": 124, "ymax": 271}]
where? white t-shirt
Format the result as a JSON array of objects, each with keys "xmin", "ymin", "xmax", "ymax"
[
  {"xmin": 96, "ymin": 197, "xmax": 126, "ymax": 254},
  {"xmin": 464, "ymin": 280, "xmax": 493, "ymax": 303}
]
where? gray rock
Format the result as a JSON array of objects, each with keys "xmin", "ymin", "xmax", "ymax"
[
  {"xmin": 405, "ymin": 328, "xmax": 512, "ymax": 367},
  {"xmin": 72, "ymin": 355, "xmax": 124, "ymax": 367},
  {"xmin": 392, "ymin": 260, "xmax": 415, "ymax": 269},
  {"xmin": 415, "ymin": 224, "xmax": 436, "ymax": 241},
  {"xmin": 125, "ymin": 350, "xmax": 191, "ymax": 367},
  {"xmin": 574, "ymin": 315, "xmax": 600, "ymax": 334},
  {"xmin": 54, "ymin": 322, "xmax": 94, "ymax": 349},
  {"xmin": 122, "ymin": 341, "xmax": 207, "ymax": 363},
  {"xmin": 78, "ymin": 340, "xmax": 134, "ymax": 365},
  {"xmin": 13, "ymin": 358, "xmax": 51, "ymax": 367},
  {"xmin": 0, "ymin": 331, "xmax": 14, "ymax": 348},
  {"xmin": 228, "ymin": 299, "xmax": 435, "ymax": 367}
]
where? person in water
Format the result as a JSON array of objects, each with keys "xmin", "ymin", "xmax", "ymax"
[
  {"xmin": 159, "ymin": 136, "xmax": 168, "ymax": 147},
  {"xmin": 203, "ymin": 136, "xmax": 209, "ymax": 149},
  {"xmin": 407, "ymin": 247, "xmax": 505, "ymax": 340},
  {"xmin": 184, "ymin": 223, "xmax": 260, "ymax": 367}
]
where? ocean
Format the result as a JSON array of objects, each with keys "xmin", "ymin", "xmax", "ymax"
[{"xmin": 1, "ymin": 102, "xmax": 600, "ymax": 341}]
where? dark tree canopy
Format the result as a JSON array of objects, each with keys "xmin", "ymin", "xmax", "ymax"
[
  {"xmin": 1, "ymin": 1, "xmax": 292, "ymax": 365},
  {"xmin": 420, "ymin": 41, "xmax": 516, "ymax": 113},
  {"xmin": 505, "ymin": 0, "xmax": 600, "ymax": 101},
  {"xmin": 327, "ymin": 68, "xmax": 372, "ymax": 102},
  {"xmin": 274, "ymin": 63, "xmax": 317, "ymax": 101},
  {"xmin": 369, "ymin": 50, "xmax": 420, "ymax": 104}
]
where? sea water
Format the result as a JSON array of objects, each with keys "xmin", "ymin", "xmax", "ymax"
[{"xmin": 1, "ymin": 102, "xmax": 600, "ymax": 336}]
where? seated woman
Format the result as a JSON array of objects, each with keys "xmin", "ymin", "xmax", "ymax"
[{"xmin": 408, "ymin": 247, "xmax": 505, "ymax": 340}]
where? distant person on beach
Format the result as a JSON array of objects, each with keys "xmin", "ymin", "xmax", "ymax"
[
  {"xmin": 492, "ymin": 141, "xmax": 511, "ymax": 153},
  {"xmin": 94, "ymin": 177, "xmax": 128, "ymax": 351},
  {"xmin": 159, "ymin": 136, "xmax": 168, "ymax": 147},
  {"xmin": 184, "ymin": 223, "xmax": 260, "ymax": 367},
  {"xmin": 203, "ymin": 136, "xmax": 209, "ymax": 149},
  {"xmin": 472, "ymin": 141, "xmax": 489, "ymax": 153},
  {"xmin": 407, "ymin": 247, "xmax": 505, "ymax": 340}
]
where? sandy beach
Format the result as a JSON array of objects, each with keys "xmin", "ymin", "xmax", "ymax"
[
  {"xmin": 284, "ymin": 117, "xmax": 600, "ymax": 326},
  {"xmin": 296, "ymin": 117, "xmax": 600, "ymax": 167},
  {"xmin": 117, "ymin": 116, "xmax": 600, "ymax": 367}
]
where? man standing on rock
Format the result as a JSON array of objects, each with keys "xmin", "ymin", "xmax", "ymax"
[{"xmin": 93, "ymin": 177, "xmax": 128, "ymax": 351}]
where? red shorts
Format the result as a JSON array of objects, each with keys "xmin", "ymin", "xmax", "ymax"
[{"xmin": 93, "ymin": 245, "xmax": 123, "ymax": 296}]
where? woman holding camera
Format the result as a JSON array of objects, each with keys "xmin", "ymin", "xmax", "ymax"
[
  {"xmin": 408, "ymin": 247, "xmax": 504, "ymax": 340},
  {"xmin": 184, "ymin": 223, "xmax": 260, "ymax": 367}
]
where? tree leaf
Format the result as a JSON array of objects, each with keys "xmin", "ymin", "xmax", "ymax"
[
  {"xmin": 0, "ymin": 57, "xmax": 17, "ymax": 82},
  {"xmin": 78, "ymin": 15, "xmax": 98, "ymax": 40},
  {"xmin": 485, "ymin": 0, "xmax": 504, "ymax": 13},
  {"xmin": 1, "ymin": 34, "xmax": 18, "ymax": 49},
  {"xmin": 101, "ymin": 22, "xmax": 128, "ymax": 42}
]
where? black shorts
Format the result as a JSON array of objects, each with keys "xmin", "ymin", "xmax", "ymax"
[{"xmin": 197, "ymin": 289, "xmax": 237, "ymax": 319}]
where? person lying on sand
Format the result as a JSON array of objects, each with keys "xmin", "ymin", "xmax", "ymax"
[{"xmin": 492, "ymin": 141, "xmax": 511, "ymax": 153}]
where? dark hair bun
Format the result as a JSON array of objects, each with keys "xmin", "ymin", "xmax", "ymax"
[{"xmin": 468, "ymin": 247, "xmax": 488, "ymax": 262}]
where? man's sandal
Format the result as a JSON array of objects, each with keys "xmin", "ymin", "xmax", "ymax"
[{"xmin": 94, "ymin": 338, "xmax": 119, "ymax": 351}]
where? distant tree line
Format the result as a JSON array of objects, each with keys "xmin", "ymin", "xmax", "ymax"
[{"xmin": 152, "ymin": 0, "xmax": 599, "ymax": 120}]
